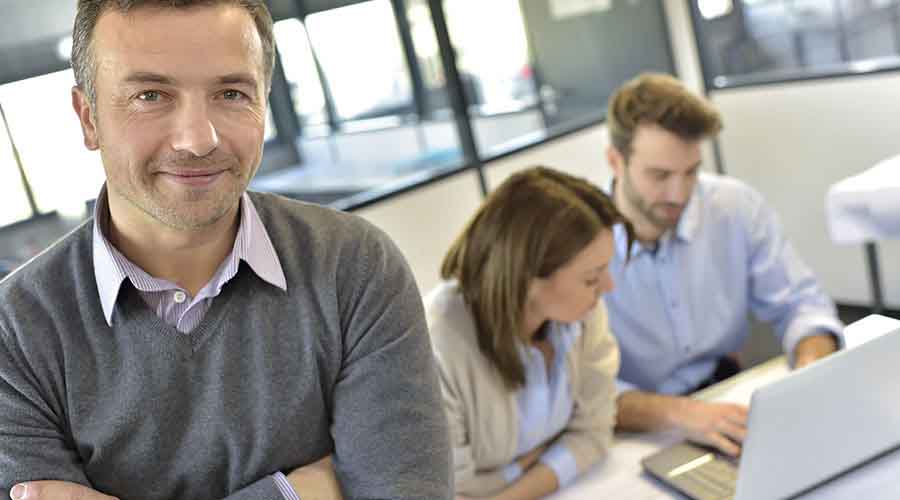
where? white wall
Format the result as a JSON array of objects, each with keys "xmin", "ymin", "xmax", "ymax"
[
  {"xmin": 356, "ymin": 123, "xmax": 613, "ymax": 295},
  {"xmin": 711, "ymin": 73, "xmax": 900, "ymax": 307},
  {"xmin": 662, "ymin": 0, "xmax": 705, "ymax": 95},
  {"xmin": 354, "ymin": 171, "xmax": 484, "ymax": 295},
  {"xmin": 484, "ymin": 124, "xmax": 611, "ymax": 190},
  {"xmin": 662, "ymin": 0, "xmax": 719, "ymax": 173}
]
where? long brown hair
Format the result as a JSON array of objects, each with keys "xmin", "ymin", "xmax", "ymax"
[{"xmin": 441, "ymin": 166, "xmax": 633, "ymax": 389}]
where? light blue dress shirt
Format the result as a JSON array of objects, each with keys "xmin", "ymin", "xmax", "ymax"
[
  {"xmin": 501, "ymin": 322, "xmax": 579, "ymax": 487},
  {"xmin": 605, "ymin": 173, "xmax": 844, "ymax": 395}
]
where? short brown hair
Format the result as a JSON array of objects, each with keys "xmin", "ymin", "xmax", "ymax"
[
  {"xmin": 441, "ymin": 166, "xmax": 633, "ymax": 389},
  {"xmin": 607, "ymin": 73, "xmax": 722, "ymax": 159},
  {"xmin": 72, "ymin": 0, "xmax": 275, "ymax": 106}
]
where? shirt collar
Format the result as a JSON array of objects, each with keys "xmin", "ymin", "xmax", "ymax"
[{"xmin": 92, "ymin": 186, "xmax": 287, "ymax": 326}]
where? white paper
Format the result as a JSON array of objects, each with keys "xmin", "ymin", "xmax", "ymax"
[
  {"xmin": 843, "ymin": 314, "xmax": 900, "ymax": 349},
  {"xmin": 550, "ymin": 0, "xmax": 613, "ymax": 20}
]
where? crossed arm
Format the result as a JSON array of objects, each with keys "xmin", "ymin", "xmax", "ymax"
[{"xmin": 7, "ymin": 458, "xmax": 343, "ymax": 500}]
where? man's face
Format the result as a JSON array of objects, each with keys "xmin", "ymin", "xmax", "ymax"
[
  {"xmin": 609, "ymin": 124, "xmax": 702, "ymax": 231},
  {"xmin": 73, "ymin": 5, "xmax": 268, "ymax": 230}
]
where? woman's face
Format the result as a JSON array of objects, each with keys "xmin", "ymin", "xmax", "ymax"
[{"xmin": 527, "ymin": 229, "xmax": 616, "ymax": 324}]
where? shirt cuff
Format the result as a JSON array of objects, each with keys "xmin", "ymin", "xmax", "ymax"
[
  {"xmin": 614, "ymin": 377, "xmax": 639, "ymax": 395},
  {"xmin": 273, "ymin": 472, "xmax": 300, "ymax": 500},
  {"xmin": 501, "ymin": 461, "xmax": 523, "ymax": 484},
  {"xmin": 783, "ymin": 314, "xmax": 845, "ymax": 365},
  {"xmin": 540, "ymin": 443, "xmax": 579, "ymax": 488}
]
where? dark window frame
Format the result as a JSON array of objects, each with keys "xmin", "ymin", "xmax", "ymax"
[
  {"xmin": 689, "ymin": 0, "xmax": 900, "ymax": 90},
  {"xmin": 1, "ymin": 0, "xmax": 675, "ymax": 231}
]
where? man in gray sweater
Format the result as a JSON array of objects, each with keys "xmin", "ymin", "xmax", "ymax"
[{"xmin": 0, "ymin": 1, "xmax": 452, "ymax": 499}]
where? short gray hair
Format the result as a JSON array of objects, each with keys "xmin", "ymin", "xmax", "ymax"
[{"xmin": 72, "ymin": 0, "xmax": 276, "ymax": 106}]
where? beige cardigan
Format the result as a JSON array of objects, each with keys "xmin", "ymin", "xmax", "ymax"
[{"xmin": 425, "ymin": 281, "xmax": 620, "ymax": 497}]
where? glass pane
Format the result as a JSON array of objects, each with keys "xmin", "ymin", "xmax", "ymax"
[
  {"xmin": 405, "ymin": 0, "xmax": 451, "ymax": 112},
  {"xmin": 699, "ymin": 0, "xmax": 900, "ymax": 87},
  {"xmin": 0, "ymin": 113, "xmax": 33, "ymax": 227},
  {"xmin": 306, "ymin": 0, "xmax": 414, "ymax": 121},
  {"xmin": 250, "ymin": 2, "xmax": 464, "ymax": 208},
  {"xmin": 0, "ymin": 70, "xmax": 105, "ymax": 216},
  {"xmin": 842, "ymin": 0, "xmax": 900, "ymax": 61},
  {"xmin": 440, "ymin": 0, "xmax": 542, "ymax": 154},
  {"xmin": 265, "ymin": 106, "xmax": 277, "ymax": 142},
  {"xmin": 443, "ymin": 0, "xmax": 537, "ymax": 115},
  {"xmin": 273, "ymin": 18, "xmax": 330, "ymax": 133}
]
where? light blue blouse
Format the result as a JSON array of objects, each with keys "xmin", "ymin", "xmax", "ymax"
[{"xmin": 502, "ymin": 321, "xmax": 579, "ymax": 487}]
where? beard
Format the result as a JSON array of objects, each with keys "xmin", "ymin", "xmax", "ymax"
[{"xmin": 620, "ymin": 170, "xmax": 683, "ymax": 231}]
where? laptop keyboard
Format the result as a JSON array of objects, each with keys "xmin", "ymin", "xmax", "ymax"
[{"xmin": 670, "ymin": 458, "xmax": 737, "ymax": 500}]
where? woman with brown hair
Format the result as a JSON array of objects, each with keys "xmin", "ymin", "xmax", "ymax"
[{"xmin": 426, "ymin": 166, "xmax": 633, "ymax": 499}]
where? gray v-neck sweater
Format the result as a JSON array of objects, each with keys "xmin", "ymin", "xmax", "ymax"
[{"xmin": 0, "ymin": 192, "xmax": 451, "ymax": 500}]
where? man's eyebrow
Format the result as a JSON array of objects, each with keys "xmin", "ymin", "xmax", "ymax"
[
  {"xmin": 123, "ymin": 72, "xmax": 176, "ymax": 85},
  {"xmin": 646, "ymin": 160, "xmax": 702, "ymax": 173},
  {"xmin": 120, "ymin": 72, "xmax": 259, "ymax": 87},
  {"xmin": 217, "ymin": 73, "xmax": 259, "ymax": 87}
]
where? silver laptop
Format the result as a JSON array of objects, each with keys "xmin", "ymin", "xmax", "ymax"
[{"xmin": 642, "ymin": 326, "xmax": 900, "ymax": 500}]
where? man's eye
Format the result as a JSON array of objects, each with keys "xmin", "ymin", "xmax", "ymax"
[
  {"xmin": 223, "ymin": 89, "xmax": 246, "ymax": 100},
  {"xmin": 137, "ymin": 91, "xmax": 161, "ymax": 102}
]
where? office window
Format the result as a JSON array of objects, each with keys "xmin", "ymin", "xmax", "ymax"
[
  {"xmin": 439, "ymin": 0, "xmax": 542, "ymax": 154},
  {"xmin": 692, "ymin": 0, "xmax": 900, "ymax": 89},
  {"xmin": 265, "ymin": 108, "xmax": 278, "ymax": 142},
  {"xmin": 516, "ymin": 0, "xmax": 674, "ymax": 128},
  {"xmin": 0, "ymin": 126, "xmax": 33, "ymax": 228},
  {"xmin": 250, "ymin": 1, "xmax": 464, "ymax": 207},
  {"xmin": 0, "ymin": 70, "xmax": 105, "ymax": 217},
  {"xmin": 444, "ymin": 0, "xmax": 537, "ymax": 115},
  {"xmin": 306, "ymin": 0, "xmax": 414, "ymax": 124},
  {"xmin": 406, "ymin": 0, "xmax": 448, "ymax": 104},
  {"xmin": 273, "ymin": 18, "xmax": 330, "ymax": 137}
]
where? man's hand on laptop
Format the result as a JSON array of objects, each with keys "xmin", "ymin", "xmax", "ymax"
[
  {"xmin": 675, "ymin": 399, "xmax": 748, "ymax": 457},
  {"xmin": 8, "ymin": 481, "xmax": 118, "ymax": 500},
  {"xmin": 794, "ymin": 333, "xmax": 839, "ymax": 369}
]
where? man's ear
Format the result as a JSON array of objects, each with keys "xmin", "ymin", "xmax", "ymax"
[
  {"xmin": 606, "ymin": 145, "xmax": 625, "ymax": 178},
  {"xmin": 72, "ymin": 86, "xmax": 99, "ymax": 150}
]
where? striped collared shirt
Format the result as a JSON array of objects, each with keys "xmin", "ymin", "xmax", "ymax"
[
  {"xmin": 92, "ymin": 187, "xmax": 287, "ymax": 333},
  {"xmin": 91, "ymin": 187, "xmax": 299, "ymax": 500}
]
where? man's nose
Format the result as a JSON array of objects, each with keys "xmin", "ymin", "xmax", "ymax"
[
  {"xmin": 665, "ymin": 176, "xmax": 693, "ymax": 205},
  {"xmin": 171, "ymin": 99, "xmax": 219, "ymax": 157}
]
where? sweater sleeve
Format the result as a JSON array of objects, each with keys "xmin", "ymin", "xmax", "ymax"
[
  {"xmin": 0, "ymin": 321, "xmax": 290, "ymax": 500},
  {"xmin": 0, "ymin": 321, "xmax": 91, "ymax": 495},
  {"xmin": 329, "ymin": 222, "xmax": 453, "ymax": 499},
  {"xmin": 436, "ymin": 351, "xmax": 512, "ymax": 497},
  {"xmin": 546, "ymin": 302, "xmax": 620, "ymax": 478}
]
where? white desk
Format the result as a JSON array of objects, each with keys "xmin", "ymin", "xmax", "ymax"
[{"xmin": 548, "ymin": 357, "xmax": 900, "ymax": 499}]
